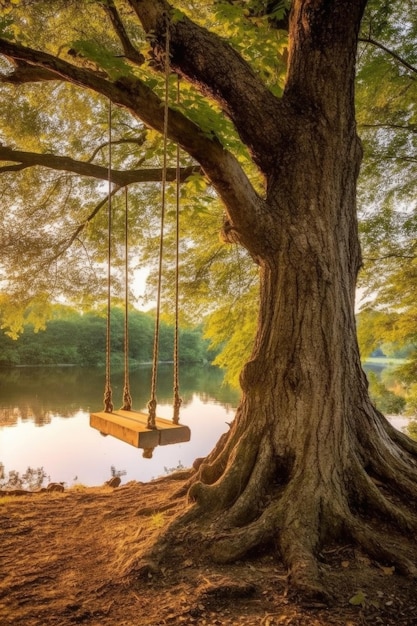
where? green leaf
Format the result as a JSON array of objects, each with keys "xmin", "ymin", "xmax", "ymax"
[
  {"xmin": 349, "ymin": 591, "xmax": 367, "ymax": 607},
  {"xmin": 171, "ymin": 8, "xmax": 185, "ymax": 24},
  {"xmin": 70, "ymin": 39, "xmax": 133, "ymax": 79},
  {"xmin": 0, "ymin": 15, "xmax": 14, "ymax": 39}
]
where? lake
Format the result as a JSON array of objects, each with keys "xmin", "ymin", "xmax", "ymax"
[
  {"xmin": 1, "ymin": 363, "xmax": 412, "ymax": 489},
  {"xmin": 0, "ymin": 364, "xmax": 240, "ymax": 487}
]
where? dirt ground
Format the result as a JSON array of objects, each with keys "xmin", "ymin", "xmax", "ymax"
[{"xmin": 1, "ymin": 479, "xmax": 417, "ymax": 626}]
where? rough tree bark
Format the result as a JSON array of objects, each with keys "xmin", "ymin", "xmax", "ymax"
[
  {"xmin": 1, "ymin": 0, "xmax": 417, "ymax": 600},
  {"xmin": 130, "ymin": 0, "xmax": 417, "ymax": 598}
]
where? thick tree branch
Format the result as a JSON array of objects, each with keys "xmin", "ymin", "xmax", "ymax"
[
  {"xmin": 127, "ymin": 0, "xmax": 285, "ymax": 172},
  {"xmin": 0, "ymin": 41, "xmax": 232, "ymax": 186},
  {"xmin": 0, "ymin": 145, "xmax": 198, "ymax": 184},
  {"xmin": 0, "ymin": 37, "xmax": 271, "ymax": 258},
  {"xmin": 0, "ymin": 59, "xmax": 58, "ymax": 83}
]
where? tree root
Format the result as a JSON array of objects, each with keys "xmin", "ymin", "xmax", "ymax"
[
  {"xmin": 177, "ymin": 425, "xmax": 240, "ymax": 497},
  {"xmin": 219, "ymin": 436, "xmax": 275, "ymax": 527},
  {"xmin": 210, "ymin": 500, "xmax": 283, "ymax": 563},
  {"xmin": 356, "ymin": 411, "xmax": 417, "ymax": 502},
  {"xmin": 120, "ymin": 401, "xmax": 417, "ymax": 604},
  {"xmin": 352, "ymin": 459, "xmax": 417, "ymax": 533},
  {"xmin": 381, "ymin": 414, "xmax": 417, "ymax": 458},
  {"xmin": 209, "ymin": 497, "xmax": 330, "ymax": 602},
  {"xmin": 189, "ymin": 429, "xmax": 260, "ymax": 512},
  {"xmin": 367, "ymin": 446, "xmax": 417, "ymax": 503},
  {"xmin": 207, "ymin": 475, "xmax": 417, "ymax": 601},
  {"xmin": 285, "ymin": 551, "xmax": 330, "ymax": 603},
  {"xmin": 197, "ymin": 431, "xmax": 232, "ymax": 485},
  {"xmin": 347, "ymin": 516, "xmax": 417, "ymax": 577}
]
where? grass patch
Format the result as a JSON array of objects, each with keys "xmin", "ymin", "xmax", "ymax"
[{"xmin": 69, "ymin": 484, "xmax": 88, "ymax": 492}]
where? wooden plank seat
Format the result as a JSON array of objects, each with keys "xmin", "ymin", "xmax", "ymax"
[{"xmin": 90, "ymin": 409, "xmax": 191, "ymax": 449}]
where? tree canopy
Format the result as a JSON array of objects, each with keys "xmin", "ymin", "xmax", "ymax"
[
  {"xmin": 0, "ymin": 0, "xmax": 416, "ymax": 384},
  {"xmin": 0, "ymin": 304, "xmax": 213, "ymax": 366},
  {"xmin": 0, "ymin": 0, "xmax": 260, "ymax": 354},
  {"xmin": 355, "ymin": 0, "xmax": 417, "ymax": 384}
]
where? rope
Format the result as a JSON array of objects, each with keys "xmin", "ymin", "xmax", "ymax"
[
  {"xmin": 121, "ymin": 186, "xmax": 132, "ymax": 411},
  {"xmin": 147, "ymin": 23, "xmax": 170, "ymax": 430},
  {"xmin": 172, "ymin": 75, "xmax": 182, "ymax": 425},
  {"xmin": 104, "ymin": 98, "xmax": 113, "ymax": 413}
]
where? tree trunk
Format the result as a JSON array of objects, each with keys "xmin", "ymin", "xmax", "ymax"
[
  {"xmin": 133, "ymin": 0, "xmax": 417, "ymax": 600},
  {"xmin": 138, "ymin": 114, "xmax": 417, "ymax": 596},
  {"xmin": 181, "ymin": 154, "xmax": 417, "ymax": 594}
]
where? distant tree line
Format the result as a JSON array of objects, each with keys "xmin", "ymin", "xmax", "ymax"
[
  {"xmin": 357, "ymin": 309, "xmax": 417, "ymax": 417},
  {"xmin": 0, "ymin": 307, "xmax": 217, "ymax": 367}
]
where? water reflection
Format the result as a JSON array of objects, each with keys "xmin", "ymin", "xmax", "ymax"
[
  {"xmin": 0, "ymin": 364, "xmax": 239, "ymax": 427},
  {"xmin": 0, "ymin": 365, "xmax": 239, "ymax": 486}
]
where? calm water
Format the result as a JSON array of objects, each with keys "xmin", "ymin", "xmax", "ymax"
[
  {"xmin": 1, "ymin": 364, "xmax": 412, "ymax": 488},
  {"xmin": 0, "ymin": 365, "xmax": 240, "ymax": 487}
]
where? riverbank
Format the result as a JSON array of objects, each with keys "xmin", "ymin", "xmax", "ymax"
[{"xmin": 2, "ymin": 478, "xmax": 417, "ymax": 626}]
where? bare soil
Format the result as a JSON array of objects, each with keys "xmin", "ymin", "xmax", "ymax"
[{"xmin": 1, "ymin": 480, "xmax": 417, "ymax": 626}]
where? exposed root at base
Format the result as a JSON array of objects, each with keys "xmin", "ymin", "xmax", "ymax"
[
  {"xmin": 122, "ymin": 408, "xmax": 417, "ymax": 603},
  {"xmin": 347, "ymin": 517, "xmax": 417, "ymax": 578}
]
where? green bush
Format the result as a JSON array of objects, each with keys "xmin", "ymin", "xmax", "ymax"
[
  {"xmin": 0, "ymin": 306, "xmax": 214, "ymax": 367},
  {"xmin": 368, "ymin": 372, "xmax": 406, "ymax": 415}
]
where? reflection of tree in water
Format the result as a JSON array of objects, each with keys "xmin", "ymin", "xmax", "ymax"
[
  {"xmin": 0, "ymin": 365, "xmax": 240, "ymax": 427},
  {"xmin": 0, "ymin": 408, "xmax": 19, "ymax": 427},
  {"xmin": 0, "ymin": 404, "xmax": 53, "ymax": 427},
  {"xmin": 20, "ymin": 405, "xmax": 53, "ymax": 427}
]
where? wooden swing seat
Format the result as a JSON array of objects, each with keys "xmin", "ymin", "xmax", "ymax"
[{"xmin": 90, "ymin": 409, "xmax": 191, "ymax": 449}]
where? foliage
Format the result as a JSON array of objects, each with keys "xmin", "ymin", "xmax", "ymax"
[
  {"xmin": 358, "ymin": 307, "xmax": 417, "ymax": 415},
  {"xmin": 367, "ymin": 371, "xmax": 406, "ymax": 415},
  {"xmin": 164, "ymin": 460, "xmax": 185, "ymax": 475},
  {"xmin": 357, "ymin": 0, "xmax": 417, "ymax": 251},
  {"xmin": 407, "ymin": 419, "xmax": 417, "ymax": 441},
  {"xmin": 356, "ymin": 0, "xmax": 417, "ymax": 385},
  {"xmin": 110, "ymin": 465, "xmax": 127, "ymax": 479},
  {"xmin": 200, "ymin": 0, "xmax": 288, "ymax": 96},
  {"xmin": 403, "ymin": 385, "xmax": 417, "ymax": 417},
  {"xmin": 0, "ymin": 305, "xmax": 216, "ymax": 367},
  {"xmin": 204, "ymin": 283, "xmax": 259, "ymax": 386},
  {"xmin": 0, "ymin": 0, "xmax": 272, "ymax": 377},
  {"xmin": 0, "ymin": 0, "xmax": 416, "ymax": 390},
  {"xmin": 0, "ymin": 464, "xmax": 48, "ymax": 491}
]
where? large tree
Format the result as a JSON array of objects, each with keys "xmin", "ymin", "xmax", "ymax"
[{"xmin": 1, "ymin": 0, "xmax": 417, "ymax": 599}]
